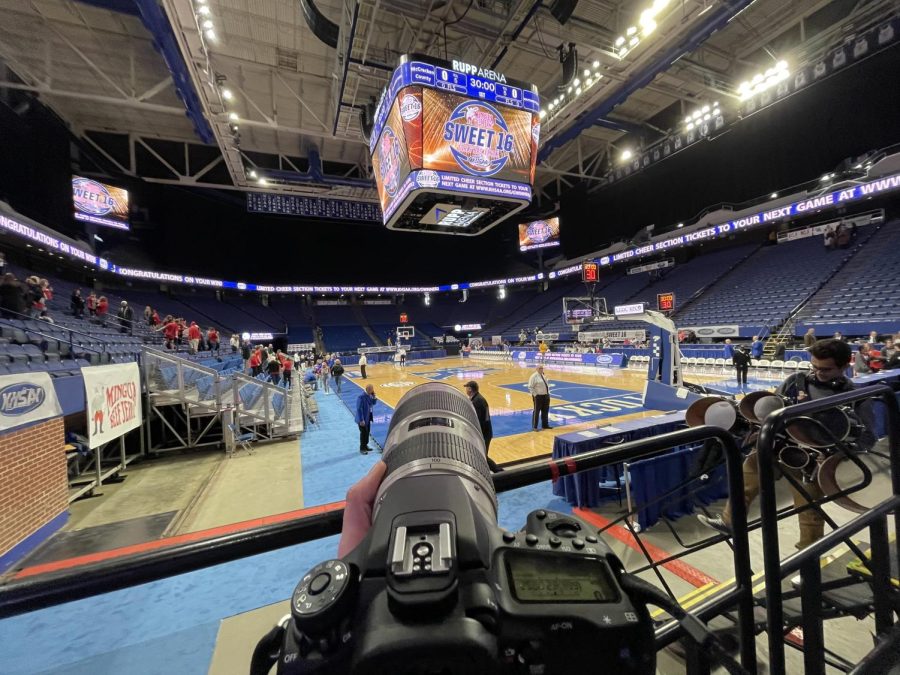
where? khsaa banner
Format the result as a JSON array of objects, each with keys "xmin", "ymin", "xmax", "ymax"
[
  {"xmin": 82, "ymin": 363, "xmax": 142, "ymax": 449},
  {"xmin": 0, "ymin": 371, "xmax": 62, "ymax": 432}
]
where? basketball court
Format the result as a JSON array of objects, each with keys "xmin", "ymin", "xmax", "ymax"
[{"xmin": 339, "ymin": 355, "xmax": 784, "ymax": 465}]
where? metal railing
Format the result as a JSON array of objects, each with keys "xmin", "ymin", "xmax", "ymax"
[{"xmin": 756, "ymin": 384, "xmax": 900, "ymax": 675}]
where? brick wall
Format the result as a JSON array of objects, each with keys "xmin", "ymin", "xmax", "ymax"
[{"xmin": 0, "ymin": 417, "xmax": 68, "ymax": 558}]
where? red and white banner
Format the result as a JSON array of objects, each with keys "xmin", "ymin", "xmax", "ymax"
[{"xmin": 82, "ymin": 363, "xmax": 142, "ymax": 449}]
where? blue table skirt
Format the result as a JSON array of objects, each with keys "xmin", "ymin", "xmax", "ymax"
[{"xmin": 551, "ymin": 412, "xmax": 728, "ymax": 529}]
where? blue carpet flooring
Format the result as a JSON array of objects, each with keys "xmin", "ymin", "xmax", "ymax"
[{"xmin": 0, "ymin": 384, "xmax": 570, "ymax": 673}]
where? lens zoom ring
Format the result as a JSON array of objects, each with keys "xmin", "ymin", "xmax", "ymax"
[
  {"xmin": 389, "ymin": 388, "xmax": 479, "ymax": 432},
  {"xmin": 384, "ymin": 432, "xmax": 494, "ymax": 493}
]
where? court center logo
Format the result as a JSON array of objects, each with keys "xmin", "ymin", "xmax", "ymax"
[
  {"xmin": 526, "ymin": 220, "xmax": 553, "ymax": 244},
  {"xmin": 72, "ymin": 177, "xmax": 118, "ymax": 217},
  {"xmin": 443, "ymin": 101, "xmax": 512, "ymax": 177},
  {"xmin": 378, "ymin": 126, "xmax": 402, "ymax": 197}
]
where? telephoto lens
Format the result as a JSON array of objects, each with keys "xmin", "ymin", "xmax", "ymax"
[{"xmin": 375, "ymin": 382, "xmax": 497, "ymax": 524}]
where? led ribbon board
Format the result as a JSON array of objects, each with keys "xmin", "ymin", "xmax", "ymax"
[{"xmin": 370, "ymin": 55, "xmax": 540, "ymax": 235}]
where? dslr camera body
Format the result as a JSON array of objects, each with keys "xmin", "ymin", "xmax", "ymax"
[{"xmin": 256, "ymin": 383, "xmax": 655, "ymax": 675}]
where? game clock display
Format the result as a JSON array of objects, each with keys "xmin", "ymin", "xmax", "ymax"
[
  {"xmin": 657, "ymin": 292, "xmax": 675, "ymax": 312},
  {"xmin": 582, "ymin": 261, "xmax": 599, "ymax": 283}
]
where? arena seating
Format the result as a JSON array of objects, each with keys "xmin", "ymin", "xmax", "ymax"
[
  {"xmin": 671, "ymin": 231, "xmax": 877, "ymax": 335},
  {"xmin": 794, "ymin": 220, "xmax": 900, "ymax": 335}
]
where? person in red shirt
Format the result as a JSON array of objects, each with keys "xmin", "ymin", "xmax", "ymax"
[
  {"xmin": 248, "ymin": 347, "xmax": 263, "ymax": 376},
  {"xmin": 279, "ymin": 350, "xmax": 293, "ymax": 388},
  {"xmin": 150, "ymin": 309, "xmax": 160, "ymax": 326},
  {"xmin": 188, "ymin": 321, "xmax": 201, "ymax": 354},
  {"xmin": 163, "ymin": 318, "xmax": 179, "ymax": 349},
  {"xmin": 96, "ymin": 296, "xmax": 109, "ymax": 325},
  {"xmin": 207, "ymin": 327, "xmax": 220, "ymax": 354},
  {"xmin": 86, "ymin": 292, "xmax": 97, "ymax": 317}
]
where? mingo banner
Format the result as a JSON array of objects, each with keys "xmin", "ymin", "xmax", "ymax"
[
  {"xmin": 82, "ymin": 363, "xmax": 142, "ymax": 449},
  {"xmin": 0, "ymin": 372, "xmax": 62, "ymax": 432}
]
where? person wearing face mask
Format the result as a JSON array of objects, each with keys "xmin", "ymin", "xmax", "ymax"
[{"xmin": 699, "ymin": 339, "xmax": 876, "ymax": 549}]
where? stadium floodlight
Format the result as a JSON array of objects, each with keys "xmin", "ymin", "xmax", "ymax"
[
  {"xmin": 198, "ymin": 4, "xmax": 210, "ymax": 15},
  {"xmin": 738, "ymin": 60, "xmax": 789, "ymax": 100},
  {"xmin": 228, "ymin": 112, "xmax": 239, "ymax": 121},
  {"xmin": 539, "ymin": 109, "xmax": 547, "ymax": 119},
  {"xmin": 677, "ymin": 223, "xmax": 683, "ymax": 228},
  {"xmin": 575, "ymin": 86, "xmax": 582, "ymax": 95},
  {"xmin": 498, "ymin": 286, "xmax": 506, "ymax": 300},
  {"xmin": 593, "ymin": 60, "xmax": 600, "ymax": 68},
  {"xmin": 424, "ymin": 293, "xmax": 431, "ymax": 306},
  {"xmin": 615, "ymin": 36, "xmax": 626, "ymax": 47},
  {"xmin": 771, "ymin": 192, "xmax": 778, "ymax": 198},
  {"xmin": 583, "ymin": 68, "xmax": 591, "ymax": 77},
  {"xmin": 205, "ymin": 29, "xmax": 217, "ymax": 41},
  {"xmin": 248, "ymin": 169, "xmax": 258, "ymax": 179},
  {"xmin": 626, "ymin": 26, "xmax": 637, "ymax": 36},
  {"xmin": 620, "ymin": 149, "xmax": 633, "ymax": 162},
  {"xmin": 202, "ymin": 19, "xmax": 213, "ymax": 29},
  {"xmin": 221, "ymin": 88, "xmax": 233, "ymax": 101}
]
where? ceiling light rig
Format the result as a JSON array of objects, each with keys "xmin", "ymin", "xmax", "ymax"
[
  {"xmin": 194, "ymin": 0, "xmax": 217, "ymax": 42},
  {"xmin": 737, "ymin": 60, "xmax": 789, "ymax": 100},
  {"xmin": 683, "ymin": 102, "xmax": 721, "ymax": 132},
  {"xmin": 614, "ymin": 0, "xmax": 671, "ymax": 59},
  {"xmin": 540, "ymin": 57, "xmax": 604, "ymax": 123}
]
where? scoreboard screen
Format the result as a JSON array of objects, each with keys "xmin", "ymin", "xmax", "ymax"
[
  {"xmin": 582, "ymin": 261, "xmax": 599, "ymax": 283},
  {"xmin": 657, "ymin": 292, "xmax": 676, "ymax": 312}
]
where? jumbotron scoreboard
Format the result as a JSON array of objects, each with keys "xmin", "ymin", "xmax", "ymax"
[{"xmin": 370, "ymin": 55, "xmax": 540, "ymax": 235}]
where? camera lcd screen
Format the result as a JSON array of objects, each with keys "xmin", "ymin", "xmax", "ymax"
[{"xmin": 505, "ymin": 551, "xmax": 618, "ymax": 603}]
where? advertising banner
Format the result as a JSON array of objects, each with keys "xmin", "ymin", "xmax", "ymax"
[
  {"xmin": 510, "ymin": 351, "xmax": 626, "ymax": 367},
  {"xmin": 0, "ymin": 372, "xmax": 62, "ymax": 432},
  {"xmin": 82, "ymin": 363, "xmax": 142, "ymax": 449},
  {"xmin": 680, "ymin": 325, "xmax": 740, "ymax": 338}
]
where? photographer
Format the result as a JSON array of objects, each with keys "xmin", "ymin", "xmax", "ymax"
[{"xmin": 699, "ymin": 339, "xmax": 876, "ymax": 549}]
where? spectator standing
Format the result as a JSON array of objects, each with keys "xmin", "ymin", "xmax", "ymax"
[
  {"xmin": 187, "ymin": 321, "xmax": 201, "ymax": 354},
  {"xmin": 86, "ymin": 291, "xmax": 97, "ymax": 317},
  {"xmin": 96, "ymin": 296, "xmax": 109, "ymax": 326},
  {"xmin": 143, "ymin": 305, "xmax": 152, "ymax": 325},
  {"xmin": 854, "ymin": 343, "xmax": 873, "ymax": 375},
  {"xmin": 803, "ymin": 328, "xmax": 816, "ymax": 348},
  {"xmin": 70, "ymin": 289, "xmax": 85, "ymax": 319},
  {"xmin": 398, "ymin": 346, "xmax": 407, "ymax": 366},
  {"xmin": 241, "ymin": 340, "xmax": 252, "ymax": 372},
  {"xmin": 750, "ymin": 336, "xmax": 764, "ymax": 359},
  {"xmin": 527, "ymin": 365, "xmax": 552, "ymax": 431},
  {"xmin": 464, "ymin": 380, "xmax": 499, "ymax": 472},
  {"xmin": 319, "ymin": 359, "xmax": 330, "ymax": 394},
  {"xmin": 331, "ymin": 359, "xmax": 345, "ymax": 393},
  {"xmin": 733, "ymin": 345, "xmax": 751, "ymax": 389},
  {"xmin": 358, "ymin": 352, "xmax": 368, "ymax": 379},
  {"xmin": 355, "ymin": 384, "xmax": 378, "ymax": 455},
  {"xmin": 722, "ymin": 339, "xmax": 735, "ymax": 360},
  {"xmin": 230, "ymin": 333, "xmax": 240, "ymax": 353},
  {"xmin": 163, "ymin": 317, "xmax": 180, "ymax": 350},
  {"xmin": 538, "ymin": 340, "xmax": 549, "ymax": 361},
  {"xmin": 281, "ymin": 352, "xmax": 293, "ymax": 388},
  {"xmin": 266, "ymin": 354, "xmax": 282, "ymax": 385},
  {"xmin": 117, "ymin": 301, "xmax": 134, "ymax": 334},
  {"xmin": 150, "ymin": 309, "xmax": 160, "ymax": 327},
  {"xmin": 207, "ymin": 327, "xmax": 220, "ymax": 354},
  {"xmin": 0, "ymin": 273, "xmax": 26, "ymax": 319},
  {"xmin": 40, "ymin": 279, "xmax": 53, "ymax": 307},
  {"xmin": 868, "ymin": 330, "xmax": 879, "ymax": 345},
  {"xmin": 249, "ymin": 346, "xmax": 263, "ymax": 376}
]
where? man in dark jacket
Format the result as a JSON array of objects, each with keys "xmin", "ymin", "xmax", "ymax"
[
  {"xmin": 331, "ymin": 359, "xmax": 345, "ymax": 393},
  {"xmin": 700, "ymin": 339, "xmax": 876, "ymax": 549},
  {"xmin": 355, "ymin": 384, "xmax": 378, "ymax": 454},
  {"xmin": 732, "ymin": 345, "xmax": 751, "ymax": 389},
  {"xmin": 465, "ymin": 380, "xmax": 500, "ymax": 472},
  {"xmin": 0, "ymin": 273, "xmax": 26, "ymax": 318},
  {"xmin": 70, "ymin": 289, "xmax": 85, "ymax": 319},
  {"xmin": 116, "ymin": 301, "xmax": 134, "ymax": 334}
]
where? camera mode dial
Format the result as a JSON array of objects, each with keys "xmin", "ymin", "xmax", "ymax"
[{"xmin": 291, "ymin": 559, "xmax": 358, "ymax": 637}]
